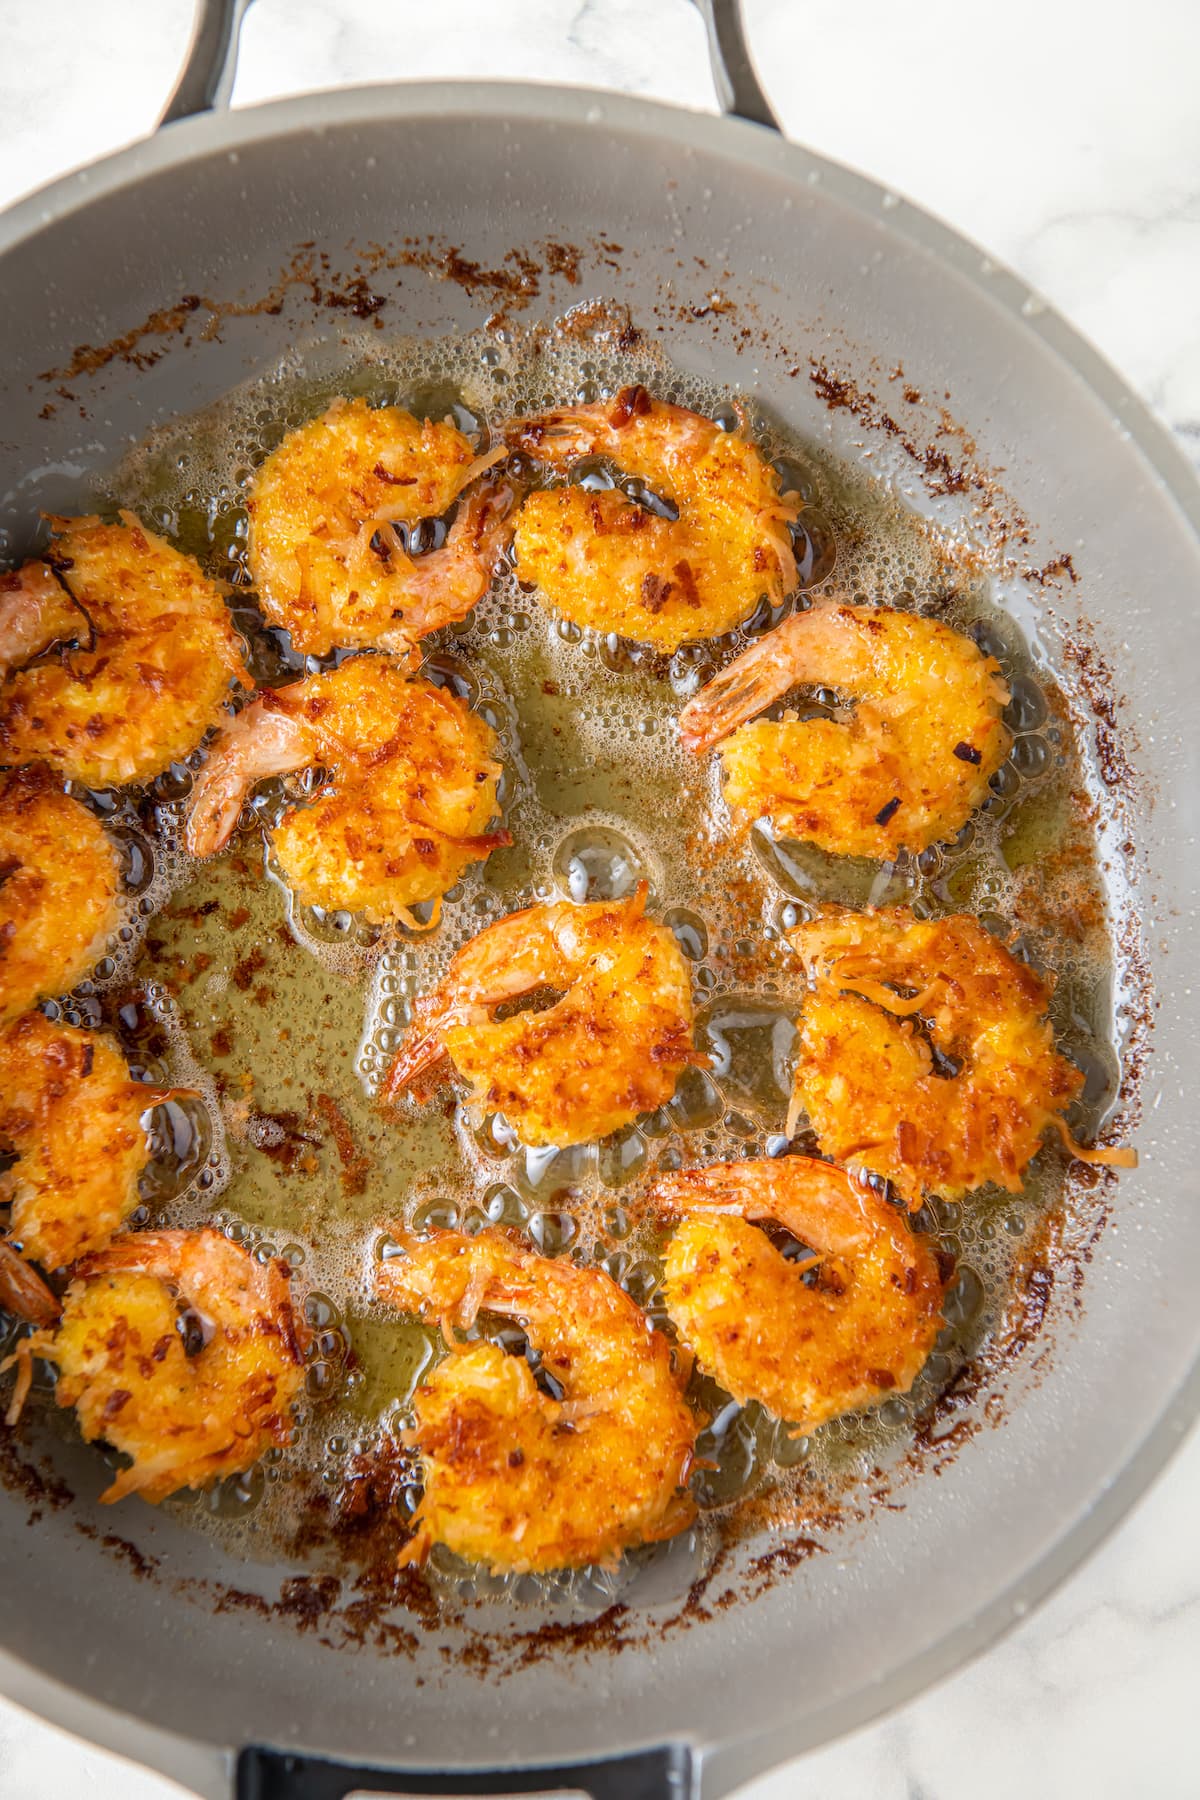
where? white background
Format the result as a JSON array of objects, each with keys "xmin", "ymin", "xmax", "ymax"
[{"xmin": 0, "ymin": 2, "xmax": 1198, "ymax": 1795}]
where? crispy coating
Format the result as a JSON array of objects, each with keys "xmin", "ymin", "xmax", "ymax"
[
  {"xmin": 0, "ymin": 513, "xmax": 250, "ymax": 786},
  {"xmin": 653, "ymin": 1156, "xmax": 946, "ymax": 1432},
  {"xmin": 0, "ymin": 769, "xmax": 120, "ymax": 1024},
  {"xmin": 376, "ymin": 1227, "xmax": 697, "ymax": 1572},
  {"xmin": 247, "ymin": 397, "xmax": 514, "ymax": 655},
  {"xmin": 11, "ymin": 1230, "xmax": 309, "ymax": 1501},
  {"xmin": 186, "ymin": 656, "xmax": 507, "ymax": 925},
  {"xmin": 0, "ymin": 1013, "xmax": 153, "ymax": 1270},
  {"xmin": 680, "ymin": 598, "xmax": 1011, "ymax": 858},
  {"xmin": 384, "ymin": 888, "xmax": 697, "ymax": 1145},
  {"xmin": 510, "ymin": 385, "xmax": 799, "ymax": 652},
  {"xmin": 789, "ymin": 907, "xmax": 1135, "ymax": 1205}
]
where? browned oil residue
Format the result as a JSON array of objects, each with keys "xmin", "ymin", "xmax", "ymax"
[
  {"xmin": 34, "ymin": 237, "xmax": 591, "ymax": 397},
  {"xmin": 314, "ymin": 1092, "xmax": 370, "ymax": 1195},
  {"xmin": 99, "ymin": 1530, "xmax": 161, "ymax": 1578},
  {"xmin": 0, "ymin": 1398, "xmax": 75, "ymax": 1525},
  {"xmin": 810, "ymin": 361, "xmax": 981, "ymax": 502},
  {"xmin": 1059, "ymin": 636, "xmax": 1136, "ymax": 791}
]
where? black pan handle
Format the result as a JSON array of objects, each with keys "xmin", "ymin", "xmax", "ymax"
[
  {"xmin": 236, "ymin": 1744, "xmax": 696, "ymax": 1800},
  {"xmin": 161, "ymin": 0, "xmax": 779, "ymax": 133},
  {"xmin": 693, "ymin": 0, "xmax": 780, "ymax": 130}
]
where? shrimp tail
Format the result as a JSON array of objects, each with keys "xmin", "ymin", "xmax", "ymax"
[
  {"xmin": 0, "ymin": 561, "xmax": 90, "ymax": 677},
  {"xmin": 185, "ymin": 700, "xmax": 315, "ymax": 858},
  {"xmin": 378, "ymin": 473, "xmax": 521, "ymax": 651},
  {"xmin": 0, "ymin": 1240, "xmax": 61, "ymax": 1329},
  {"xmin": 396, "ymin": 1521, "xmax": 434, "ymax": 1569},
  {"xmin": 679, "ymin": 610, "xmax": 811, "ymax": 754},
  {"xmin": 382, "ymin": 1023, "xmax": 452, "ymax": 1103}
]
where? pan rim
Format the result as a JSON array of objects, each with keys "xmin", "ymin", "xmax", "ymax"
[{"xmin": 1, "ymin": 77, "xmax": 1198, "ymax": 1795}]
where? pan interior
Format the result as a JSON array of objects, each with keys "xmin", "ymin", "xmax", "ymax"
[{"xmin": 9, "ymin": 317, "xmax": 1115, "ymax": 1610}]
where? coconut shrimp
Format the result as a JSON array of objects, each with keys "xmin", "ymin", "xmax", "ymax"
[
  {"xmin": 509, "ymin": 384, "xmax": 800, "ymax": 652},
  {"xmin": 652, "ymin": 1156, "xmax": 946, "ymax": 1432},
  {"xmin": 185, "ymin": 655, "xmax": 508, "ymax": 927},
  {"xmin": 376, "ymin": 1227, "xmax": 697, "ymax": 1572},
  {"xmin": 789, "ymin": 907, "xmax": 1137, "ymax": 1206},
  {"xmin": 0, "ymin": 513, "xmax": 250, "ymax": 787},
  {"xmin": 0, "ymin": 1013, "xmax": 160, "ymax": 1271},
  {"xmin": 383, "ymin": 887, "xmax": 698, "ymax": 1145},
  {"xmin": 679, "ymin": 598, "xmax": 1012, "ymax": 859},
  {"xmin": 247, "ymin": 397, "xmax": 516, "ymax": 656},
  {"xmin": 3, "ymin": 1230, "xmax": 309, "ymax": 1498},
  {"xmin": 0, "ymin": 769, "xmax": 121, "ymax": 1025}
]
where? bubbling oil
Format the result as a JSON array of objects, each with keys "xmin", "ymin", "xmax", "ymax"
[{"xmin": 7, "ymin": 317, "xmax": 1122, "ymax": 1604}]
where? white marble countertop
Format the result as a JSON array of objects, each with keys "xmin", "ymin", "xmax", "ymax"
[{"xmin": 1, "ymin": 1, "xmax": 1198, "ymax": 1795}]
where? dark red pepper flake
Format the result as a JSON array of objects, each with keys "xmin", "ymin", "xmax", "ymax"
[
  {"xmin": 953, "ymin": 741, "xmax": 982, "ymax": 765},
  {"xmin": 875, "ymin": 797, "xmax": 900, "ymax": 826}
]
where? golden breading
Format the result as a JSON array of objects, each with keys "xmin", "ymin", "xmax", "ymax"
[
  {"xmin": 680, "ymin": 598, "xmax": 1011, "ymax": 858},
  {"xmin": 789, "ymin": 907, "xmax": 1134, "ymax": 1204},
  {"xmin": 0, "ymin": 513, "xmax": 249, "ymax": 786},
  {"xmin": 10, "ymin": 1230, "xmax": 309, "ymax": 1501},
  {"xmin": 0, "ymin": 1013, "xmax": 153, "ymax": 1270},
  {"xmin": 510, "ymin": 384, "xmax": 799, "ymax": 652},
  {"xmin": 186, "ymin": 655, "xmax": 507, "ymax": 926},
  {"xmin": 384, "ymin": 888, "xmax": 697, "ymax": 1145},
  {"xmin": 653, "ymin": 1155, "xmax": 946, "ymax": 1432},
  {"xmin": 0, "ymin": 769, "xmax": 120, "ymax": 1023},
  {"xmin": 247, "ymin": 397, "xmax": 514, "ymax": 655},
  {"xmin": 377, "ymin": 1228, "xmax": 697, "ymax": 1572}
]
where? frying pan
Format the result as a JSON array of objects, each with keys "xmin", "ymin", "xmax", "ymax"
[{"xmin": 1, "ymin": 3, "xmax": 1198, "ymax": 1796}]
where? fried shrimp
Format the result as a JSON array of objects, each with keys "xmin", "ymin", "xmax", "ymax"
[
  {"xmin": 247, "ymin": 397, "xmax": 515, "ymax": 655},
  {"xmin": 4, "ymin": 1230, "xmax": 309, "ymax": 1497},
  {"xmin": 679, "ymin": 598, "xmax": 1011, "ymax": 858},
  {"xmin": 0, "ymin": 769, "xmax": 120, "ymax": 1024},
  {"xmin": 509, "ymin": 384, "xmax": 800, "ymax": 652},
  {"xmin": 0, "ymin": 513, "xmax": 250, "ymax": 786},
  {"xmin": 0, "ymin": 1013, "xmax": 158, "ymax": 1271},
  {"xmin": 652, "ymin": 1156, "xmax": 946, "ymax": 1432},
  {"xmin": 376, "ymin": 1227, "xmax": 697, "ymax": 1572},
  {"xmin": 383, "ymin": 887, "xmax": 698, "ymax": 1145},
  {"xmin": 185, "ymin": 655, "xmax": 508, "ymax": 927},
  {"xmin": 789, "ymin": 907, "xmax": 1137, "ymax": 1205}
]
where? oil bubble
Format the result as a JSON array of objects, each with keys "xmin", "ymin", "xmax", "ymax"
[
  {"xmin": 513, "ymin": 1140, "xmax": 595, "ymax": 1205},
  {"xmin": 668, "ymin": 1066, "xmax": 724, "ymax": 1131},
  {"xmin": 700, "ymin": 995, "xmax": 796, "ymax": 1121},
  {"xmin": 413, "ymin": 1197, "xmax": 460, "ymax": 1232},
  {"xmin": 598, "ymin": 1127, "xmax": 648, "ymax": 1188},
  {"xmin": 138, "ymin": 1095, "xmax": 212, "ymax": 1204},
  {"xmin": 528, "ymin": 1211, "xmax": 578, "ymax": 1254},
  {"xmin": 1003, "ymin": 674, "xmax": 1048, "ymax": 733},
  {"xmin": 664, "ymin": 907, "xmax": 708, "ymax": 961},
  {"xmin": 1011, "ymin": 734, "xmax": 1050, "ymax": 779},
  {"xmin": 552, "ymin": 825, "xmax": 648, "ymax": 903}
]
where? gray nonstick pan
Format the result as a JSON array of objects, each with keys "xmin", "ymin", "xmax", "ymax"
[{"xmin": 0, "ymin": 3, "xmax": 1198, "ymax": 1797}]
